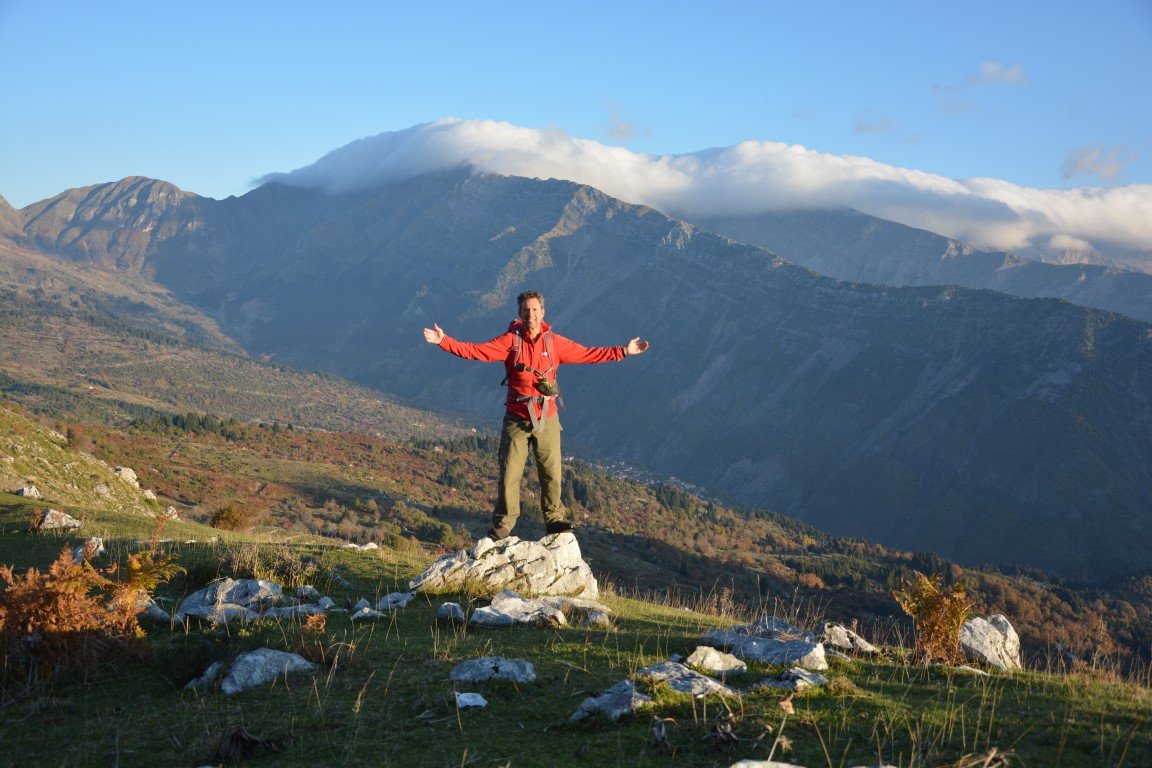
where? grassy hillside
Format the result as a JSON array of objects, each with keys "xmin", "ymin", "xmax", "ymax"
[
  {"xmin": 8, "ymin": 397, "xmax": 1147, "ymax": 669},
  {"xmin": 1, "ymin": 488, "xmax": 1150, "ymax": 767}
]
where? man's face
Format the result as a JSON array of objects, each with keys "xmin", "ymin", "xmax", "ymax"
[{"xmin": 519, "ymin": 297, "xmax": 545, "ymax": 335}]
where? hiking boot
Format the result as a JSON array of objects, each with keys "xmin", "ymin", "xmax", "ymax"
[
  {"xmin": 545, "ymin": 520, "xmax": 573, "ymax": 535},
  {"xmin": 485, "ymin": 526, "xmax": 511, "ymax": 541}
]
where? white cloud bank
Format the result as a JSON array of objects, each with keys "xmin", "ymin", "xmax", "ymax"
[{"xmin": 260, "ymin": 119, "xmax": 1152, "ymax": 267}]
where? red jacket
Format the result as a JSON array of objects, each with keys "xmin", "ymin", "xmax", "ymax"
[{"xmin": 438, "ymin": 320, "xmax": 625, "ymax": 421}]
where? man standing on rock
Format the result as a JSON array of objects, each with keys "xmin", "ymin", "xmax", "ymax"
[{"xmin": 423, "ymin": 290, "xmax": 649, "ymax": 541}]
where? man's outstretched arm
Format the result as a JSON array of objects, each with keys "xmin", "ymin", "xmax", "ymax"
[{"xmin": 422, "ymin": 324, "xmax": 512, "ymax": 362}]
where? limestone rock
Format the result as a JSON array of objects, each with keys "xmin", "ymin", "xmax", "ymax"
[
  {"xmin": 13, "ymin": 484, "xmax": 43, "ymax": 499},
  {"xmin": 297, "ymin": 585, "xmax": 321, "ymax": 601},
  {"xmin": 438, "ymin": 602, "xmax": 466, "ymax": 622},
  {"xmin": 703, "ymin": 617, "xmax": 827, "ymax": 671},
  {"xmin": 72, "ymin": 536, "xmax": 105, "ymax": 562},
  {"xmin": 36, "ymin": 508, "xmax": 81, "ymax": 530},
  {"xmin": 184, "ymin": 661, "xmax": 223, "ymax": 691},
  {"xmin": 455, "ymin": 692, "xmax": 488, "ymax": 708},
  {"xmin": 410, "ymin": 532, "xmax": 598, "ymax": 598},
  {"xmin": 583, "ymin": 609, "xmax": 613, "ymax": 628},
  {"xmin": 113, "ymin": 466, "xmax": 139, "ymax": 488},
  {"xmin": 637, "ymin": 661, "xmax": 738, "ymax": 696},
  {"xmin": 376, "ymin": 592, "xmax": 414, "ymax": 610},
  {"xmin": 821, "ymin": 622, "xmax": 879, "ymax": 654},
  {"xmin": 142, "ymin": 489, "xmax": 157, "ymax": 500},
  {"xmin": 261, "ymin": 604, "xmax": 325, "ymax": 619},
  {"xmin": 174, "ymin": 578, "xmax": 284, "ymax": 624},
  {"xmin": 93, "ymin": 484, "xmax": 111, "ymax": 497},
  {"xmin": 162, "ymin": 506, "xmax": 179, "ymax": 520},
  {"xmin": 960, "ymin": 614, "xmax": 1022, "ymax": 672},
  {"xmin": 317, "ymin": 596, "xmax": 336, "ymax": 610},
  {"xmin": 750, "ymin": 667, "xmax": 829, "ymax": 691},
  {"xmin": 686, "ymin": 645, "xmax": 747, "ymax": 678},
  {"xmin": 569, "ymin": 680, "xmax": 653, "ymax": 723},
  {"xmin": 220, "ymin": 648, "xmax": 317, "ymax": 695},
  {"xmin": 469, "ymin": 589, "xmax": 611, "ymax": 628},
  {"xmin": 139, "ymin": 598, "xmax": 171, "ymax": 623},
  {"xmin": 449, "ymin": 657, "xmax": 536, "ymax": 683},
  {"xmin": 351, "ymin": 607, "xmax": 386, "ymax": 621}
]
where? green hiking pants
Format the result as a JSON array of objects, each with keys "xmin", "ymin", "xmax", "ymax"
[{"xmin": 493, "ymin": 414, "xmax": 566, "ymax": 532}]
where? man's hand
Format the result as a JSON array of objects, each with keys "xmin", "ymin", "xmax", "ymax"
[
  {"xmin": 423, "ymin": 323, "xmax": 445, "ymax": 345},
  {"xmin": 624, "ymin": 337, "xmax": 650, "ymax": 356}
]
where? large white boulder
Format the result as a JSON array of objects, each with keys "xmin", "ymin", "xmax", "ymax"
[
  {"xmin": 702, "ymin": 616, "xmax": 828, "ymax": 671},
  {"xmin": 173, "ymin": 578, "xmax": 284, "ymax": 623},
  {"xmin": 36, "ymin": 508, "xmax": 81, "ymax": 530},
  {"xmin": 410, "ymin": 532, "xmax": 598, "ymax": 598},
  {"xmin": 960, "ymin": 614, "xmax": 1022, "ymax": 672},
  {"xmin": 220, "ymin": 649, "xmax": 317, "ymax": 695}
]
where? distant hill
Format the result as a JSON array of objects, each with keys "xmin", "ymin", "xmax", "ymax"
[
  {"xmin": 0, "ymin": 233, "xmax": 468, "ymax": 440},
  {"xmin": 11, "ymin": 171, "xmax": 1152, "ymax": 580},
  {"xmin": 689, "ymin": 208, "xmax": 1152, "ymax": 323}
]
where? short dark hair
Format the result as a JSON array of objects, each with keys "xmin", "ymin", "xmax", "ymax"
[{"xmin": 517, "ymin": 290, "xmax": 545, "ymax": 310}]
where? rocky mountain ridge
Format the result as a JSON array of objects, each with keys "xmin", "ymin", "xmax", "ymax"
[{"xmin": 689, "ymin": 208, "xmax": 1152, "ymax": 323}]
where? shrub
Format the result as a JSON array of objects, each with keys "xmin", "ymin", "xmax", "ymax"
[
  {"xmin": 0, "ymin": 546, "xmax": 181, "ymax": 677},
  {"xmin": 892, "ymin": 571, "xmax": 974, "ymax": 664},
  {"xmin": 209, "ymin": 503, "xmax": 262, "ymax": 532}
]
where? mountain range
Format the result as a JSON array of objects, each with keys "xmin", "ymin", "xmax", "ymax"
[{"xmin": 2, "ymin": 171, "xmax": 1150, "ymax": 581}]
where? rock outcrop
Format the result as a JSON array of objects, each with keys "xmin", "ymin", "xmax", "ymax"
[
  {"xmin": 410, "ymin": 533, "xmax": 598, "ymax": 598},
  {"xmin": 960, "ymin": 614, "xmax": 1022, "ymax": 672}
]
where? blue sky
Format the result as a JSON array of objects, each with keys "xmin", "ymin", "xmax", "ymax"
[{"xmin": 1, "ymin": 1, "xmax": 1150, "ymax": 264}]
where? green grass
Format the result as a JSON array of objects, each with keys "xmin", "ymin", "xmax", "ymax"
[{"xmin": 2, "ymin": 504, "xmax": 1149, "ymax": 768}]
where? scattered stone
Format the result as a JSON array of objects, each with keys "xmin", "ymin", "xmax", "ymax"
[
  {"xmin": 330, "ymin": 572, "xmax": 352, "ymax": 589},
  {"xmin": 297, "ymin": 585, "xmax": 321, "ymax": 601},
  {"xmin": 351, "ymin": 607, "xmax": 386, "ymax": 621},
  {"xmin": 36, "ymin": 508, "xmax": 82, "ymax": 531},
  {"xmin": 174, "ymin": 578, "xmax": 284, "ymax": 624},
  {"xmin": 455, "ymin": 692, "xmax": 488, "ymax": 708},
  {"xmin": 261, "ymin": 604, "xmax": 325, "ymax": 619},
  {"xmin": 961, "ymin": 614, "xmax": 1022, "ymax": 672},
  {"xmin": 342, "ymin": 541, "xmax": 379, "ymax": 551},
  {"xmin": 686, "ymin": 646, "xmax": 747, "ymax": 678},
  {"xmin": 220, "ymin": 648, "xmax": 317, "ymax": 695},
  {"xmin": 72, "ymin": 536, "xmax": 105, "ymax": 562},
  {"xmin": 438, "ymin": 602, "xmax": 466, "ymax": 622},
  {"xmin": 139, "ymin": 598, "xmax": 171, "ymax": 623},
  {"xmin": 750, "ymin": 667, "xmax": 830, "ymax": 691},
  {"xmin": 449, "ymin": 657, "xmax": 536, "ymax": 683},
  {"xmin": 583, "ymin": 610, "xmax": 613, "ymax": 628},
  {"xmin": 468, "ymin": 590, "xmax": 611, "ymax": 628},
  {"xmin": 376, "ymin": 592, "xmax": 414, "ymax": 610},
  {"xmin": 113, "ymin": 466, "xmax": 139, "ymax": 488},
  {"xmin": 569, "ymin": 680, "xmax": 653, "ymax": 723},
  {"xmin": 142, "ymin": 489, "xmax": 157, "ymax": 500},
  {"xmin": 162, "ymin": 506, "xmax": 179, "ymax": 520},
  {"xmin": 637, "ymin": 661, "xmax": 738, "ymax": 696},
  {"xmin": 411, "ymin": 532, "xmax": 598, "ymax": 598},
  {"xmin": 728, "ymin": 761, "xmax": 808, "ymax": 768},
  {"xmin": 317, "ymin": 596, "xmax": 336, "ymax": 610},
  {"xmin": 93, "ymin": 484, "xmax": 111, "ymax": 497},
  {"xmin": 352, "ymin": 598, "xmax": 371, "ymax": 612},
  {"xmin": 952, "ymin": 665, "xmax": 991, "ymax": 677},
  {"xmin": 13, "ymin": 484, "xmax": 43, "ymax": 499},
  {"xmin": 703, "ymin": 617, "xmax": 828, "ymax": 671},
  {"xmin": 185, "ymin": 661, "xmax": 223, "ymax": 691},
  {"xmin": 821, "ymin": 622, "xmax": 879, "ymax": 654}
]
